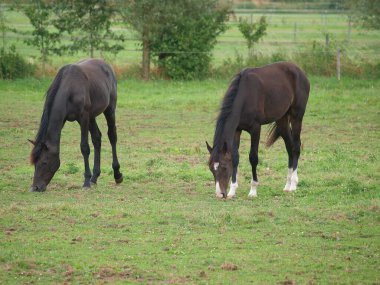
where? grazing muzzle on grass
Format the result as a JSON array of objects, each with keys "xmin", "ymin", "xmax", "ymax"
[
  {"xmin": 29, "ymin": 142, "xmax": 60, "ymax": 192},
  {"xmin": 207, "ymin": 141, "xmax": 232, "ymax": 198}
]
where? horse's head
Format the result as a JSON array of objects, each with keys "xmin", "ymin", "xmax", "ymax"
[
  {"xmin": 29, "ymin": 141, "xmax": 60, "ymax": 192},
  {"xmin": 206, "ymin": 141, "xmax": 233, "ymax": 198}
]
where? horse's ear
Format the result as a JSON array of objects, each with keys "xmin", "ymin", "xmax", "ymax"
[
  {"xmin": 28, "ymin": 139, "xmax": 36, "ymax": 146},
  {"xmin": 206, "ymin": 141, "xmax": 213, "ymax": 153}
]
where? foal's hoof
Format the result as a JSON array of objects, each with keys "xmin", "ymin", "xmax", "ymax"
[
  {"xmin": 115, "ymin": 173, "xmax": 123, "ymax": 184},
  {"xmin": 29, "ymin": 186, "xmax": 46, "ymax": 192}
]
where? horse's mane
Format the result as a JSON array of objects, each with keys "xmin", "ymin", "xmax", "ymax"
[
  {"xmin": 30, "ymin": 65, "xmax": 68, "ymax": 164},
  {"xmin": 212, "ymin": 69, "xmax": 247, "ymax": 153}
]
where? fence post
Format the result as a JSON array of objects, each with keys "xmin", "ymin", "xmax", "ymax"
[
  {"xmin": 347, "ymin": 15, "xmax": 352, "ymax": 44},
  {"xmin": 336, "ymin": 48, "xmax": 341, "ymax": 80}
]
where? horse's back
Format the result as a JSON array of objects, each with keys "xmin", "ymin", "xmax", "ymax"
[
  {"xmin": 77, "ymin": 59, "xmax": 117, "ymax": 115},
  {"xmin": 239, "ymin": 62, "xmax": 309, "ymax": 124},
  {"xmin": 244, "ymin": 62, "xmax": 309, "ymax": 103}
]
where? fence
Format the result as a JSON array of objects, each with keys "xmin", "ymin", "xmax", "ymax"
[{"xmin": 1, "ymin": 6, "xmax": 379, "ymax": 79}]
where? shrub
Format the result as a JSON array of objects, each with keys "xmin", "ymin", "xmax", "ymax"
[
  {"xmin": 0, "ymin": 45, "xmax": 35, "ymax": 79},
  {"xmin": 293, "ymin": 41, "xmax": 337, "ymax": 76}
]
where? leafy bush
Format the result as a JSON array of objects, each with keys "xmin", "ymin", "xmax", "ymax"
[
  {"xmin": 0, "ymin": 45, "xmax": 35, "ymax": 79},
  {"xmin": 293, "ymin": 41, "xmax": 337, "ymax": 76},
  {"xmin": 150, "ymin": 0, "xmax": 230, "ymax": 80}
]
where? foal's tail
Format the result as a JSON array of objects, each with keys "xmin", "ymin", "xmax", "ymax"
[{"xmin": 266, "ymin": 122, "xmax": 281, "ymax": 148}]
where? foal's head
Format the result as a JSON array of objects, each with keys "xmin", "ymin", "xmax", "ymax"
[
  {"xmin": 29, "ymin": 141, "xmax": 60, "ymax": 192},
  {"xmin": 206, "ymin": 141, "xmax": 233, "ymax": 198}
]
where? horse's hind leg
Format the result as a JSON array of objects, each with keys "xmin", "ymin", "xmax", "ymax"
[
  {"xmin": 79, "ymin": 115, "xmax": 92, "ymax": 189},
  {"xmin": 248, "ymin": 124, "xmax": 261, "ymax": 197},
  {"xmin": 89, "ymin": 118, "xmax": 101, "ymax": 185},
  {"xmin": 104, "ymin": 107, "xmax": 123, "ymax": 184},
  {"xmin": 288, "ymin": 116, "xmax": 303, "ymax": 191},
  {"xmin": 227, "ymin": 130, "xmax": 241, "ymax": 198},
  {"xmin": 276, "ymin": 116, "xmax": 294, "ymax": 192},
  {"xmin": 289, "ymin": 115, "xmax": 302, "ymax": 191}
]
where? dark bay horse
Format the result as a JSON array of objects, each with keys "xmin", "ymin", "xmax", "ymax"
[
  {"xmin": 207, "ymin": 62, "xmax": 310, "ymax": 198},
  {"xmin": 29, "ymin": 59, "xmax": 123, "ymax": 192}
]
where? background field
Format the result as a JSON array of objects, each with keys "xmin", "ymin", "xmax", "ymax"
[
  {"xmin": 2, "ymin": 7, "xmax": 380, "ymax": 71},
  {"xmin": 0, "ymin": 76, "xmax": 379, "ymax": 284}
]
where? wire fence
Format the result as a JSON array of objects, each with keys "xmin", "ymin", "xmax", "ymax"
[{"xmin": 1, "ymin": 5, "xmax": 379, "ymax": 79}]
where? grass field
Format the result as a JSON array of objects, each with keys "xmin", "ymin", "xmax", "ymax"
[{"xmin": 0, "ymin": 76, "xmax": 379, "ymax": 284}]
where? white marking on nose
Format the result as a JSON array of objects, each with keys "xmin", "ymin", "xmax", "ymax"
[{"xmin": 214, "ymin": 162, "xmax": 219, "ymax": 171}]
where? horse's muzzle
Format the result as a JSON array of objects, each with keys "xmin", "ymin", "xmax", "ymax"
[{"xmin": 29, "ymin": 185, "xmax": 46, "ymax": 192}]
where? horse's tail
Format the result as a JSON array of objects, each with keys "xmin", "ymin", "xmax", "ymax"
[
  {"xmin": 30, "ymin": 65, "xmax": 68, "ymax": 164},
  {"xmin": 266, "ymin": 121, "xmax": 284, "ymax": 148}
]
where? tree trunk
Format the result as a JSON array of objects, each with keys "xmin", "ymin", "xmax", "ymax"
[{"xmin": 142, "ymin": 27, "xmax": 150, "ymax": 81}]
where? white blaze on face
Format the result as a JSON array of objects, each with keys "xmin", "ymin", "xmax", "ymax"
[{"xmin": 214, "ymin": 162, "xmax": 219, "ymax": 171}]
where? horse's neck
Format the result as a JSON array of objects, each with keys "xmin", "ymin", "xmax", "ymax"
[
  {"xmin": 44, "ymin": 106, "xmax": 65, "ymax": 148},
  {"xmin": 222, "ymin": 114, "xmax": 240, "ymax": 147},
  {"xmin": 215, "ymin": 92, "xmax": 244, "ymax": 151}
]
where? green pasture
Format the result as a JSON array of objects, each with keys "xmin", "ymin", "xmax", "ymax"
[
  {"xmin": 2, "ymin": 8, "xmax": 380, "ymax": 68},
  {"xmin": 0, "ymin": 76, "xmax": 379, "ymax": 284}
]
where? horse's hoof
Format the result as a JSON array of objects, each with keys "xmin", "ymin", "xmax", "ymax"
[
  {"xmin": 29, "ymin": 186, "xmax": 46, "ymax": 192},
  {"xmin": 115, "ymin": 173, "xmax": 123, "ymax": 184},
  {"xmin": 227, "ymin": 195, "xmax": 236, "ymax": 199},
  {"xmin": 90, "ymin": 181, "xmax": 97, "ymax": 187},
  {"xmin": 82, "ymin": 182, "xmax": 91, "ymax": 190},
  {"xmin": 283, "ymin": 188, "xmax": 296, "ymax": 193}
]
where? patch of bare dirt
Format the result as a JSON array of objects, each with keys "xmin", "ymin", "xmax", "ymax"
[{"xmin": 220, "ymin": 262, "xmax": 238, "ymax": 271}]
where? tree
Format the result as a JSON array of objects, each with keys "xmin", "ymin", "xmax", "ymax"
[
  {"xmin": 16, "ymin": 0, "xmax": 61, "ymax": 74},
  {"xmin": 238, "ymin": 16, "xmax": 268, "ymax": 58},
  {"xmin": 120, "ymin": 0, "xmax": 230, "ymax": 80},
  {"xmin": 150, "ymin": 0, "xmax": 230, "ymax": 80},
  {"xmin": 119, "ymin": 0, "xmax": 165, "ymax": 80},
  {"xmin": 353, "ymin": 0, "xmax": 380, "ymax": 30},
  {"xmin": 53, "ymin": 0, "xmax": 124, "ymax": 57}
]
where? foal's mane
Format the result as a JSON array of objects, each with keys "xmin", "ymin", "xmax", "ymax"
[
  {"xmin": 30, "ymin": 65, "xmax": 68, "ymax": 164},
  {"xmin": 212, "ymin": 69, "xmax": 246, "ymax": 153}
]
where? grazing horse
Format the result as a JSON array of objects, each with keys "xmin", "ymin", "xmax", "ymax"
[
  {"xmin": 206, "ymin": 62, "xmax": 310, "ymax": 198},
  {"xmin": 29, "ymin": 59, "xmax": 123, "ymax": 192}
]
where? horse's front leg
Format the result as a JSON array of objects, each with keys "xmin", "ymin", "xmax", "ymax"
[
  {"xmin": 79, "ymin": 115, "xmax": 92, "ymax": 189},
  {"xmin": 248, "ymin": 125, "xmax": 261, "ymax": 198},
  {"xmin": 227, "ymin": 130, "xmax": 241, "ymax": 198}
]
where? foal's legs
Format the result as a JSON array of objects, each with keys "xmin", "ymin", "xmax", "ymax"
[
  {"xmin": 104, "ymin": 107, "xmax": 123, "ymax": 184},
  {"xmin": 89, "ymin": 118, "xmax": 102, "ymax": 185},
  {"xmin": 79, "ymin": 114, "xmax": 92, "ymax": 188},
  {"xmin": 227, "ymin": 130, "xmax": 241, "ymax": 198},
  {"xmin": 276, "ymin": 116, "xmax": 295, "ymax": 191},
  {"xmin": 248, "ymin": 124, "xmax": 261, "ymax": 197},
  {"xmin": 288, "ymin": 116, "xmax": 303, "ymax": 191}
]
